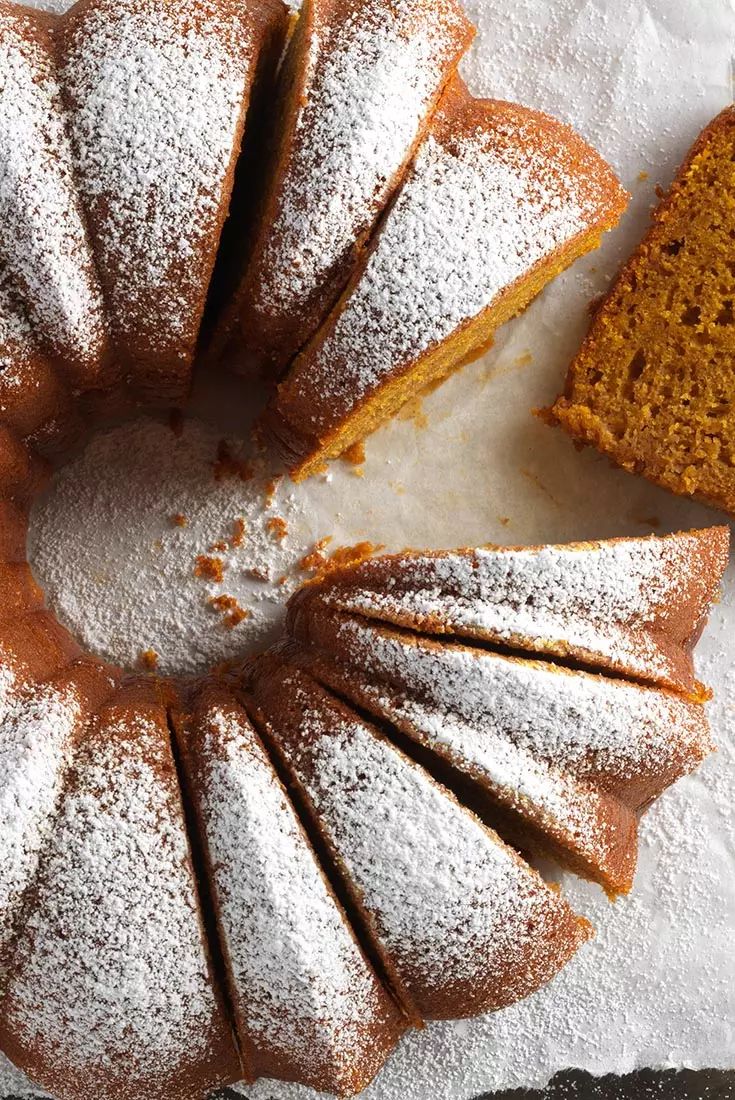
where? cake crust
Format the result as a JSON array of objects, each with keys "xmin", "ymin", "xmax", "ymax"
[{"xmin": 549, "ymin": 106, "xmax": 735, "ymax": 515}]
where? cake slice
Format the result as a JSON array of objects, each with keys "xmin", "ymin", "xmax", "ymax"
[
  {"xmin": 287, "ymin": 605, "xmax": 714, "ymax": 895},
  {"xmin": 265, "ymin": 81, "xmax": 628, "ymax": 479},
  {"xmin": 0, "ymin": 679, "xmax": 241, "ymax": 1100},
  {"xmin": 173, "ymin": 680, "xmax": 406, "ymax": 1096},
  {"xmin": 291, "ymin": 527, "xmax": 729, "ymax": 694},
  {"xmin": 57, "ymin": 0, "xmax": 287, "ymax": 404},
  {"xmin": 246, "ymin": 651, "xmax": 591, "ymax": 1022},
  {"xmin": 217, "ymin": 0, "xmax": 475, "ymax": 376},
  {"xmin": 0, "ymin": 658, "xmax": 116, "ymax": 978},
  {"xmin": 549, "ymin": 106, "xmax": 735, "ymax": 515},
  {"xmin": 0, "ymin": 2, "xmax": 110, "ymax": 390}
]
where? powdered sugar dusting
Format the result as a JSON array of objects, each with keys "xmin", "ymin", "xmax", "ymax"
[
  {"xmin": 0, "ymin": 677, "xmax": 81, "ymax": 968},
  {"xmin": 3, "ymin": 708, "xmax": 218, "ymax": 1075},
  {"xmin": 60, "ymin": 0, "xmax": 255, "ymax": 362},
  {"xmin": 28, "ymin": 417, "xmax": 314, "ymax": 675},
  {"xmin": 269, "ymin": 670, "xmax": 580, "ymax": 1003},
  {"xmin": 285, "ymin": 105, "xmax": 609, "ymax": 430},
  {"xmin": 314, "ymin": 532, "xmax": 720, "ymax": 686},
  {"xmin": 304, "ymin": 612, "xmax": 711, "ymax": 783},
  {"xmin": 253, "ymin": 0, "xmax": 468, "ymax": 320},
  {"xmin": 192, "ymin": 703, "xmax": 393, "ymax": 1080},
  {"xmin": 0, "ymin": 4, "xmax": 106, "ymax": 378}
]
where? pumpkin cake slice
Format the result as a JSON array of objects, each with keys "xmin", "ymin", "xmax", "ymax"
[
  {"xmin": 265, "ymin": 80, "xmax": 628, "ymax": 480},
  {"xmin": 172, "ymin": 679, "xmax": 406, "ymax": 1097},
  {"xmin": 0, "ymin": 657, "xmax": 117, "ymax": 978},
  {"xmin": 0, "ymin": 2, "xmax": 110, "ymax": 391},
  {"xmin": 286, "ymin": 604, "xmax": 714, "ymax": 896},
  {"xmin": 549, "ymin": 106, "xmax": 735, "ymax": 515},
  {"xmin": 291, "ymin": 527, "xmax": 729, "ymax": 694},
  {"xmin": 246, "ymin": 650, "xmax": 591, "ymax": 1023},
  {"xmin": 57, "ymin": 0, "xmax": 287, "ymax": 405},
  {"xmin": 216, "ymin": 0, "xmax": 474, "ymax": 376},
  {"xmin": 0, "ymin": 679, "xmax": 241, "ymax": 1100}
]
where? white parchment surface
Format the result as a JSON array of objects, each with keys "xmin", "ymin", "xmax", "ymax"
[{"xmin": 2, "ymin": 0, "xmax": 735, "ymax": 1097}]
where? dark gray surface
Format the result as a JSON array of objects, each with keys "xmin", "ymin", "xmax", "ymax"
[
  {"xmin": 215, "ymin": 1071, "xmax": 735, "ymax": 1100},
  {"xmin": 6, "ymin": 1068, "xmax": 735, "ymax": 1099}
]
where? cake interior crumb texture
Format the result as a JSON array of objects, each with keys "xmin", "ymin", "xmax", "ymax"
[{"xmin": 552, "ymin": 105, "xmax": 735, "ymax": 515}]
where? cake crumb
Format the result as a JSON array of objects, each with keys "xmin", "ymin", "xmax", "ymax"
[
  {"xmin": 341, "ymin": 440, "xmax": 366, "ymax": 466},
  {"xmin": 209, "ymin": 594, "xmax": 251, "ymax": 629},
  {"xmin": 195, "ymin": 555, "xmax": 225, "ymax": 582},
  {"xmin": 299, "ymin": 536, "xmax": 334, "ymax": 573},
  {"xmin": 171, "ymin": 512, "xmax": 188, "ymax": 527},
  {"xmin": 638, "ymin": 170, "xmax": 649, "ymax": 182},
  {"xmin": 230, "ymin": 518, "xmax": 246, "ymax": 548},
  {"xmin": 139, "ymin": 648, "xmax": 159, "ymax": 670},
  {"xmin": 267, "ymin": 516, "xmax": 288, "ymax": 542},
  {"xmin": 265, "ymin": 477, "xmax": 282, "ymax": 505}
]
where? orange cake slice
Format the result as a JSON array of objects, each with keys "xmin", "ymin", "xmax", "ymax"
[
  {"xmin": 0, "ymin": 657, "xmax": 116, "ymax": 976},
  {"xmin": 0, "ymin": 680, "xmax": 240, "ymax": 1100},
  {"xmin": 0, "ymin": 2, "xmax": 110, "ymax": 390},
  {"xmin": 265, "ymin": 81, "xmax": 628, "ymax": 480},
  {"xmin": 217, "ymin": 0, "xmax": 474, "ymax": 376},
  {"xmin": 292, "ymin": 527, "xmax": 729, "ymax": 694},
  {"xmin": 287, "ymin": 605, "xmax": 713, "ymax": 895},
  {"xmin": 549, "ymin": 106, "xmax": 735, "ymax": 515},
  {"xmin": 57, "ymin": 0, "xmax": 287, "ymax": 404},
  {"xmin": 173, "ymin": 680, "xmax": 406, "ymax": 1097},
  {"xmin": 246, "ymin": 651, "xmax": 591, "ymax": 1022}
]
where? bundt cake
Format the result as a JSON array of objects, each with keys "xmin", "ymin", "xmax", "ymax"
[
  {"xmin": 265, "ymin": 80, "xmax": 629, "ymax": 480},
  {"xmin": 285, "ymin": 600, "xmax": 715, "ymax": 896},
  {"xmin": 549, "ymin": 106, "xmax": 735, "ymax": 516},
  {"xmin": 0, "ymin": 0, "xmax": 729, "ymax": 1091},
  {"xmin": 245, "ymin": 650, "xmax": 591, "ymax": 1021},
  {"xmin": 172, "ymin": 679, "xmax": 406, "ymax": 1096},
  {"xmin": 290, "ymin": 527, "xmax": 730, "ymax": 694},
  {"xmin": 0, "ymin": 1, "xmax": 109, "ymax": 390},
  {"xmin": 215, "ymin": 0, "xmax": 474, "ymax": 376}
]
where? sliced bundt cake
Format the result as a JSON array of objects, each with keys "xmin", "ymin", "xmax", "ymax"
[
  {"xmin": 265, "ymin": 80, "xmax": 628, "ymax": 479},
  {"xmin": 549, "ymin": 106, "xmax": 735, "ymax": 515},
  {"xmin": 0, "ymin": 654, "xmax": 116, "ymax": 973},
  {"xmin": 56, "ymin": 0, "xmax": 288, "ymax": 404},
  {"xmin": 215, "ymin": 0, "xmax": 474, "ymax": 375},
  {"xmin": 246, "ymin": 651, "xmax": 591, "ymax": 1022},
  {"xmin": 0, "ymin": 679, "xmax": 240, "ymax": 1100},
  {"xmin": 0, "ymin": 2, "xmax": 110, "ymax": 390},
  {"xmin": 291, "ymin": 527, "xmax": 729, "ymax": 694},
  {"xmin": 286, "ymin": 603, "xmax": 714, "ymax": 896},
  {"xmin": 173, "ymin": 679, "xmax": 406, "ymax": 1097}
]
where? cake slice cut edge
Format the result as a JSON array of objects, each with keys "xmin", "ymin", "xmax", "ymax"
[
  {"xmin": 547, "ymin": 105, "xmax": 735, "ymax": 516},
  {"xmin": 265, "ymin": 79, "xmax": 629, "ymax": 480}
]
